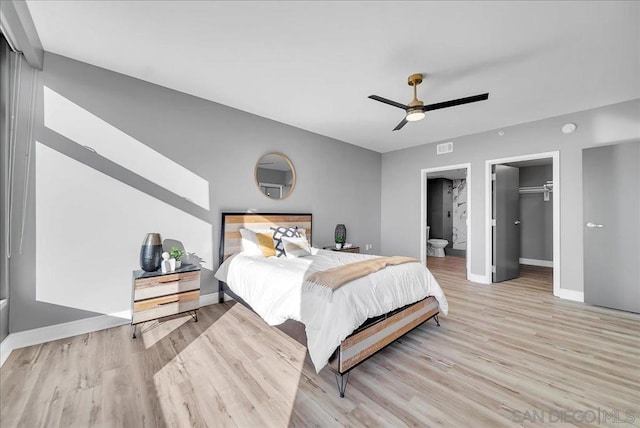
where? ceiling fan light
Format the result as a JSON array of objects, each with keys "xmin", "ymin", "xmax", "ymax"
[{"xmin": 406, "ymin": 110, "xmax": 425, "ymax": 122}]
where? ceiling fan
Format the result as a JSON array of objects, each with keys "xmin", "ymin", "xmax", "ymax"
[{"xmin": 369, "ymin": 73, "xmax": 489, "ymax": 131}]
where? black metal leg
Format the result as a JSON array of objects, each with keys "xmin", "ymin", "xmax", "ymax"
[
  {"xmin": 335, "ymin": 372, "xmax": 350, "ymax": 398},
  {"xmin": 192, "ymin": 311, "xmax": 198, "ymax": 322},
  {"xmin": 132, "ymin": 324, "xmax": 137, "ymax": 339},
  {"xmin": 218, "ymin": 281, "xmax": 225, "ymax": 304},
  {"xmin": 434, "ymin": 314, "xmax": 440, "ymax": 327}
]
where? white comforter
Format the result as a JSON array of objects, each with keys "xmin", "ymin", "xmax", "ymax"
[{"xmin": 214, "ymin": 249, "xmax": 448, "ymax": 372}]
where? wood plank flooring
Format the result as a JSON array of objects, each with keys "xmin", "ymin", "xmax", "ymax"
[{"xmin": 1, "ymin": 257, "xmax": 639, "ymax": 427}]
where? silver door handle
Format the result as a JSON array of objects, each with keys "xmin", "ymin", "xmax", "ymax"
[
  {"xmin": 514, "ymin": 221, "xmax": 521, "ymax": 225},
  {"xmin": 586, "ymin": 222, "xmax": 604, "ymax": 228}
]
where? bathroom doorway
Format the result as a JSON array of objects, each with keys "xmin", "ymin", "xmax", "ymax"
[
  {"xmin": 420, "ymin": 163, "xmax": 471, "ymax": 280},
  {"xmin": 485, "ymin": 152, "xmax": 560, "ymax": 296}
]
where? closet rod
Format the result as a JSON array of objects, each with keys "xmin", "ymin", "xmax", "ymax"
[{"xmin": 519, "ymin": 187, "xmax": 553, "ymax": 193}]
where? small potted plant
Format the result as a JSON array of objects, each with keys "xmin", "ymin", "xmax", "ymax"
[
  {"xmin": 334, "ymin": 236, "xmax": 343, "ymax": 250},
  {"xmin": 169, "ymin": 247, "xmax": 185, "ymax": 269}
]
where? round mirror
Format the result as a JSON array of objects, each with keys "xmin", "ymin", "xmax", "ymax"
[{"xmin": 255, "ymin": 153, "xmax": 296, "ymax": 200}]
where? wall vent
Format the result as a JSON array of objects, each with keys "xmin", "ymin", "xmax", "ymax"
[{"xmin": 437, "ymin": 141, "xmax": 453, "ymax": 155}]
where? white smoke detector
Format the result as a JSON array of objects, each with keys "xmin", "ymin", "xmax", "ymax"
[{"xmin": 562, "ymin": 123, "xmax": 577, "ymax": 134}]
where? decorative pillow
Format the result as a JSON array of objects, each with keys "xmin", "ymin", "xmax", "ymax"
[
  {"xmin": 239, "ymin": 228, "xmax": 277, "ymax": 257},
  {"xmin": 270, "ymin": 226, "xmax": 302, "ymax": 257},
  {"xmin": 297, "ymin": 228, "xmax": 307, "ymax": 240},
  {"xmin": 282, "ymin": 236, "xmax": 312, "ymax": 258},
  {"xmin": 255, "ymin": 232, "xmax": 277, "ymax": 257},
  {"xmin": 239, "ymin": 228, "xmax": 262, "ymax": 256}
]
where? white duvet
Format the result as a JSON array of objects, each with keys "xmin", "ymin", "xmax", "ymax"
[{"xmin": 214, "ymin": 249, "xmax": 448, "ymax": 372}]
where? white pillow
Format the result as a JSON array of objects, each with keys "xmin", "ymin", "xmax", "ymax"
[
  {"xmin": 239, "ymin": 228, "xmax": 262, "ymax": 256},
  {"xmin": 297, "ymin": 228, "xmax": 307, "ymax": 240},
  {"xmin": 282, "ymin": 236, "xmax": 312, "ymax": 258},
  {"xmin": 239, "ymin": 228, "xmax": 279, "ymax": 256}
]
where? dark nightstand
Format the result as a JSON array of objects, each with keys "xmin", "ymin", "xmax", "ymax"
[{"xmin": 323, "ymin": 246, "xmax": 361, "ymax": 254}]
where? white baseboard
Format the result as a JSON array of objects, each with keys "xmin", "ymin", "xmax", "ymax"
[
  {"xmin": 200, "ymin": 292, "xmax": 234, "ymax": 305},
  {"xmin": 556, "ymin": 288, "xmax": 584, "ymax": 302},
  {"xmin": 468, "ymin": 272, "xmax": 491, "ymax": 284},
  {"xmin": 0, "ymin": 336, "xmax": 14, "ymax": 367},
  {"xmin": 199, "ymin": 292, "xmax": 220, "ymax": 306},
  {"xmin": 1, "ymin": 292, "xmax": 225, "ymax": 367},
  {"xmin": 520, "ymin": 258, "xmax": 553, "ymax": 268},
  {"xmin": 1, "ymin": 312, "xmax": 130, "ymax": 367}
]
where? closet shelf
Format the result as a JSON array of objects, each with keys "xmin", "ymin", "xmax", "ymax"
[{"xmin": 519, "ymin": 181, "xmax": 553, "ymax": 201}]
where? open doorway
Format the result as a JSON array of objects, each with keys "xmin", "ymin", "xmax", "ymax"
[
  {"xmin": 485, "ymin": 152, "xmax": 560, "ymax": 296},
  {"xmin": 421, "ymin": 163, "xmax": 471, "ymax": 280}
]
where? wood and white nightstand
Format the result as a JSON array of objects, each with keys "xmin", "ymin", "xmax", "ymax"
[{"xmin": 131, "ymin": 265, "xmax": 201, "ymax": 338}]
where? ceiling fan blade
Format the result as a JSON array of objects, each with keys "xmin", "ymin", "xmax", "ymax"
[
  {"xmin": 421, "ymin": 93, "xmax": 489, "ymax": 112},
  {"xmin": 393, "ymin": 117, "xmax": 408, "ymax": 131},
  {"xmin": 369, "ymin": 95, "xmax": 409, "ymax": 110}
]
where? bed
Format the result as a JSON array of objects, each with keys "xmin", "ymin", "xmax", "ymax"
[{"xmin": 215, "ymin": 212, "xmax": 448, "ymax": 397}]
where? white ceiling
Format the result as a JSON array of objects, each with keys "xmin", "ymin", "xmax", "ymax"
[
  {"xmin": 504, "ymin": 158, "xmax": 553, "ymax": 168},
  {"xmin": 258, "ymin": 153, "xmax": 292, "ymax": 171},
  {"xmin": 26, "ymin": 1, "xmax": 640, "ymax": 153},
  {"xmin": 427, "ymin": 168, "xmax": 467, "ymax": 181}
]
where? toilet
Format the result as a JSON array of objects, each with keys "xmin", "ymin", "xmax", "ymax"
[
  {"xmin": 426, "ymin": 226, "xmax": 449, "ymax": 257},
  {"xmin": 427, "ymin": 239, "xmax": 449, "ymax": 257}
]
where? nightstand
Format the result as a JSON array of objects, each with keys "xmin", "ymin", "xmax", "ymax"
[
  {"xmin": 131, "ymin": 264, "xmax": 201, "ymax": 338},
  {"xmin": 324, "ymin": 246, "xmax": 361, "ymax": 254}
]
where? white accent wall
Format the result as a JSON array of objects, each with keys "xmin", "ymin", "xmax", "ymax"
[
  {"xmin": 452, "ymin": 179, "xmax": 467, "ymax": 250},
  {"xmin": 7, "ymin": 52, "xmax": 382, "ymax": 333}
]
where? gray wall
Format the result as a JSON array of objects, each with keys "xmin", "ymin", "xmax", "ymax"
[
  {"xmin": 426, "ymin": 178, "xmax": 453, "ymax": 247},
  {"xmin": 519, "ymin": 165, "xmax": 553, "ymax": 261},
  {"xmin": 8, "ymin": 52, "xmax": 381, "ymax": 333},
  {"xmin": 381, "ymin": 99, "xmax": 640, "ymax": 292},
  {"xmin": 256, "ymin": 167, "xmax": 288, "ymax": 186},
  {"xmin": 426, "ymin": 179, "xmax": 443, "ymax": 240}
]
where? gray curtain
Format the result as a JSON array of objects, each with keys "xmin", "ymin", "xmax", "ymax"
[
  {"xmin": 0, "ymin": 33, "xmax": 38, "ymax": 340},
  {"xmin": 1, "ymin": 36, "xmax": 13, "ymax": 304}
]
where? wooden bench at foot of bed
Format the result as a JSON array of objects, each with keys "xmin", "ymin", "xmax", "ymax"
[{"xmin": 329, "ymin": 296, "xmax": 440, "ymax": 374}]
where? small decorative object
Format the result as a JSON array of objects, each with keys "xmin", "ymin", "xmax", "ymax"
[
  {"xmin": 185, "ymin": 252, "xmax": 205, "ymax": 267},
  {"xmin": 335, "ymin": 224, "xmax": 347, "ymax": 245},
  {"xmin": 140, "ymin": 233, "xmax": 163, "ymax": 272},
  {"xmin": 161, "ymin": 252, "xmax": 172, "ymax": 273},
  {"xmin": 169, "ymin": 247, "xmax": 185, "ymax": 269},
  {"xmin": 335, "ymin": 243, "xmax": 343, "ymax": 250}
]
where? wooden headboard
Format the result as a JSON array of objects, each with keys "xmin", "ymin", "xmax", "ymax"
[
  {"xmin": 219, "ymin": 212, "xmax": 313, "ymax": 265},
  {"xmin": 217, "ymin": 212, "xmax": 313, "ymax": 341}
]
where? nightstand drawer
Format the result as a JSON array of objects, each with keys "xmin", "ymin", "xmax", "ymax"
[
  {"xmin": 134, "ymin": 271, "xmax": 200, "ymax": 300},
  {"xmin": 132, "ymin": 290, "xmax": 200, "ymax": 324}
]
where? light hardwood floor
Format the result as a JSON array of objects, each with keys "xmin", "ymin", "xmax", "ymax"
[{"xmin": 1, "ymin": 257, "xmax": 639, "ymax": 427}]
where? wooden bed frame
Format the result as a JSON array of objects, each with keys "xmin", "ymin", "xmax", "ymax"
[{"xmin": 217, "ymin": 212, "xmax": 440, "ymax": 397}]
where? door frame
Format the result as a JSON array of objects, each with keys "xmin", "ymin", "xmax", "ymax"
[
  {"xmin": 420, "ymin": 163, "xmax": 472, "ymax": 280},
  {"xmin": 484, "ymin": 151, "xmax": 560, "ymax": 296}
]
